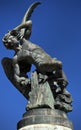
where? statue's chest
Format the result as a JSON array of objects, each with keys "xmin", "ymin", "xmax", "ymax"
[{"xmin": 17, "ymin": 49, "xmax": 33, "ymax": 63}]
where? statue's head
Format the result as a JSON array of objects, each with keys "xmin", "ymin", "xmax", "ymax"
[
  {"xmin": 2, "ymin": 20, "xmax": 32, "ymax": 50},
  {"xmin": 2, "ymin": 30, "xmax": 20, "ymax": 50}
]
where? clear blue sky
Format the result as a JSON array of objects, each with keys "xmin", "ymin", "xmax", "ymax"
[{"xmin": 0, "ymin": 0, "xmax": 81, "ymax": 130}]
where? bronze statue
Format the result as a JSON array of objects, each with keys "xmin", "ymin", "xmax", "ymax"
[{"xmin": 2, "ymin": 2, "xmax": 72, "ymax": 112}]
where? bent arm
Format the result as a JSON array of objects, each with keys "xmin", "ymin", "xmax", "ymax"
[
  {"xmin": 12, "ymin": 55, "xmax": 20, "ymax": 82},
  {"xmin": 12, "ymin": 55, "xmax": 26, "ymax": 83},
  {"xmin": 12, "ymin": 55, "xmax": 29, "ymax": 84}
]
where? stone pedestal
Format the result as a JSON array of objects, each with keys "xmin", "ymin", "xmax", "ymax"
[{"xmin": 17, "ymin": 108, "xmax": 73, "ymax": 130}]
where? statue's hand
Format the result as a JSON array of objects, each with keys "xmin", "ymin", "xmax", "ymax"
[
  {"xmin": 15, "ymin": 76, "xmax": 30, "ymax": 86},
  {"xmin": 15, "ymin": 75, "xmax": 25, "ymax": 82},
  {"xmin": 20, "ymin": 78, "xmax": 30, "ymax": 86}
]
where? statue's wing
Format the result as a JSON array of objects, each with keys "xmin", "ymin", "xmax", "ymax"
[
  {"xmin": 1, "ymin": 57, "xmax": 30, "ymax": 99},
  {"xmin": 2, "ymin": 58, "xmax": 14, "ymax": 82}
]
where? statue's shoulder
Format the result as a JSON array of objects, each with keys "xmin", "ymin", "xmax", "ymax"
[{"xmin": 21, "ymin": 39, "xmax": 41, "ymax": 51}]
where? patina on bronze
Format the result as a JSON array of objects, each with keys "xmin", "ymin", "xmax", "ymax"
[{"xmin": 2, "ymin": 2, "xmax": 73, "ymax": 130}]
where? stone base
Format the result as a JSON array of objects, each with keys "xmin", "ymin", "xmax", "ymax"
[
  {"xmin": 17, "ymin": 108, "xmax": 73, "ymax": 130},
  {"xmin": 19, "ymin": 124, "xmax": 72, "ymax": 130}
]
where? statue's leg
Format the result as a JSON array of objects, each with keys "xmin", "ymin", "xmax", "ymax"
[
  {"xmin": 38, "ymin": 59, "xmax": 62, "ymax": 73},
  {"xmin": 32, "ymin": 49, "xmax": 62, "ymax": 73}
]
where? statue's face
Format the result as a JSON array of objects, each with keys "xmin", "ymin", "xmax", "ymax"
[{"xmin": 2, "ymin": 32, "xmax": 19, "ymax": 50}]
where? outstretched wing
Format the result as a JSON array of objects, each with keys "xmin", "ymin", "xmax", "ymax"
[
  {"xmin": 2, "ymin": 58, "xmax": 14, "ymax": 82},
  {"xmin": 1, "ymin": 57, "xmax": 30, "ymax": 99}
]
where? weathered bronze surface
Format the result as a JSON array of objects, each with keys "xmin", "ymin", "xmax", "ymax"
[{"xmin": 2, "ymin": 2, "xmax": 73, "ymax": 113}]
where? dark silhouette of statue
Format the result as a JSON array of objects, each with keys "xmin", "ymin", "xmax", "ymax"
[{"xmin": 2, "ymin": 2, "xmax": 72, "ymax": 112}]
